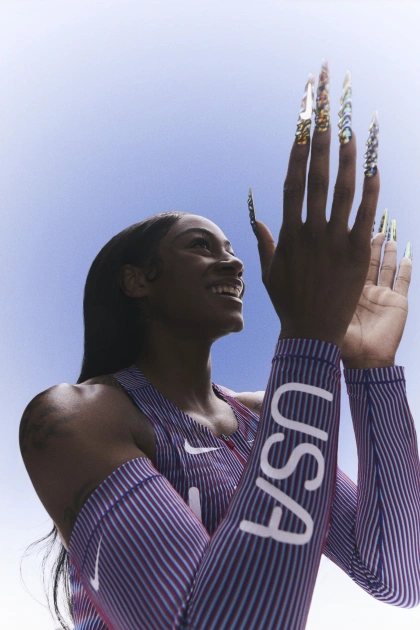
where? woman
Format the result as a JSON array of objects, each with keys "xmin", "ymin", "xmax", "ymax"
[{"xmin": 20, "ymin": 65, "xmax": 420, "ymax": 630}]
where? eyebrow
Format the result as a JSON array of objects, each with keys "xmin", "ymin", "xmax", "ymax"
[{"xmin": 172, "ymin": 227, "xmax": 233, "ymax": 249}]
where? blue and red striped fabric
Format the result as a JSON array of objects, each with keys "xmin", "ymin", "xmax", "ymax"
[{"xmin": 69, "ymin": 339, "xmax": 420, "ymax": 629}]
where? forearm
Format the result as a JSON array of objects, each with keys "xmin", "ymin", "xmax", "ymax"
[
  {"xmin": 325, "ymin": 366, "xmax": 420, "ymax": 608},
  {"xmin": 188, "ymin": 338, "xmax": 341, "ymax": 629},
  {"xmin": 69, "ymin": 339, "xmax": 342, "ymax": 630}
]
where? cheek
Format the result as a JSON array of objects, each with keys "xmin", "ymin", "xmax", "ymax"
[
  {"xmin": 151, "ymin": 279, "xmax": 198, "ymax": 316},
  {"xmin": 154, "ymin": 261, "xmax": 205, "ymax": 307}
]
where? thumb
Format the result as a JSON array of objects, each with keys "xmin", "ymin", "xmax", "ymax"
[{"xmin": 254, "ymin": 220, "xmax": 276, "ymax": 280}]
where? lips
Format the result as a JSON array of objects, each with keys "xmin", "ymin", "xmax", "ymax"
[
  {"xmin": 207, "ymin": 278, "xmax": 244, "ymax": 299},
  {"xmin": 210, "ymin": 285, "xmax": 241, "ymax": 298},
  {"xmin": 209, "ymin": 288, "xmax": 243, "ymax": 304},
  {"xmin": 214, "ymin": 293, "xmax": 242, "ymax": 303}
]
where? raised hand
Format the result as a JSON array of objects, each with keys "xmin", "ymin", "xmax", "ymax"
[
  {"xmin": 249, "ymin": 65, "xmax": 380, "ymax": 350},
  {"xmin": 341, "ymin": 220, "xmax": 412, "ymax": 369}
]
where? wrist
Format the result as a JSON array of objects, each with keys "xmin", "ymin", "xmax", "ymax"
[
  {"xmin": 279, "ymin": 329, "xmax": 344, "ymax": 349},
  {"xmin": 275, "ymin": 336, "xmax": 342, "ymax": 368},
  {"xmin": 342, "ymin": 357, "xmax": 396, "ymax": 370}
]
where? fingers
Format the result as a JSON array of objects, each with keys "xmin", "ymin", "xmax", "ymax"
[
  {"xmin": 350, "ymin": 112, "xmax": 380, "ymax": 245},
  {"xmin": 282, "ymin": 76, "xmax": 314, "ymax": 232},
  {"xmin": 248, "ymin": 189, "xmax": 276, "ymax": 282},
  {"xmin": 394, "ymin": 257, "xmax": 412, "ymax": 298},
  {"xmin": 306, "ymin": 127, "xmax": 331, "ymax": 227},
  {"xmin": 306, "ymin": 61, "xmax": 331, "ymax": 227},
  {"xmin": 366, "ymin": 224, "xmax": 412, "ymax": 298},
  {"xmin": 329, "ymin": 72, "xmax": 356, "ymax": 230},
  {"xmin": 329, "ymin": 135, "xmax": 357, "ymax": 229},
  {"xmin": 395, "ymin": 241, "xmax": 413, "ymax": 298},
  {"xmin": 366, "ymin": 232, "xmax": 386, "ymax": 285},
  {"xmin": 350, "ymin": 170, "xmax": 380, "ymax": 246},
  {"xmin": 378, "ymin": 239, "xmax": 398, "ymax": 287},
  {"xmin": 282, "ymin": 144, "xmax": 310, "ymax": 233},
  {"xmin": 253, "ymin": 220, "xmax": 276, "ymax": 282}
]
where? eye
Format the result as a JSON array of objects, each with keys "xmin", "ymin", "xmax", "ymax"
[{"xmin": 191, "ymin": 237, "xmax": 211, "ymax": 250}]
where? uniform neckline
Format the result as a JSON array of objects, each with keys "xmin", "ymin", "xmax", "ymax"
[{"xmin": 128, "ymin": 363, "xmax": 241, "ymax": 440}]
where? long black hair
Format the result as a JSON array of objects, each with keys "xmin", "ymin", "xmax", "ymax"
[{"xmin": 26, "ymin": 211, "xmax": 187, "ymax": 629}]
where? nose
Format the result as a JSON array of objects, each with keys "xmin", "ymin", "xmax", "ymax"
[{"xmin": 215, "ymin": 253, "xmax": 244, "ymax": 278}]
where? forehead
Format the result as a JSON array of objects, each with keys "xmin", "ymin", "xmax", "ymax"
[{"xmin": 164, "ymin": 214, "xmax": 231, "ymax": 245}]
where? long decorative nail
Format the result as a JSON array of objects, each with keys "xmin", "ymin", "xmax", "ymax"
[
  {"xmin": 404, "ymin": 242, "xmax": 413, "ymax": 260},
  {"xmin": 338, "ymin": 70, "xmax": 352, "ymax": 144},
  {"xmin": 295, "ymin": 74, "xmax": 315, "ymax": 145},
  {"xmin": 315, "ymin": 60, "xmax": 330, "ymax": 132},
  {"xmin": 364, "ymin": 110, "xmax": 379, "ymax": 177},
  {"xmin": 248, "ymin": 188, "xmax": 258, "ymax": 236},
  {"xmin": 378, "ymin": 208, "xmax": 389, "ymax": 235},
  {"xmin": 387, "ymin": 219, "xmax": 397, "ymax": 242}
]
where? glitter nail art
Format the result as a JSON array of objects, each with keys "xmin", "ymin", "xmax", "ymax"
[
  {"xmin": 315, "ymin": 60, "xmax": 330, "ymax": 132},
  {"xmin": 295, "ymin": 74, "xmax": 315, "ymax": 145},
  {"xmin": 248, "ymin": 188, "xmax": 258, "ymax": 236},
  {"xmin": 378, "ymin": 208, "xmax": 389, "ymax": 235},
  {"xmin": 404, "ymin": 242, "xmax": 413, "ymax": 260},
  {"xmin": 387, "ymin": 219, "xmax": 397, "ymax": 242},
  {"xmin": 364, "ymin": 110, "xmax": 379, "ymax": 177},
  {"xmin": 338, "ymin": 70, "xmax": 352, "ymax": 144}
]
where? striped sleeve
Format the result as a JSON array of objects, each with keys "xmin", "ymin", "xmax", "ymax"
[
  {"xmin": 70, "ymin": 563, "xmax": 109, "ymax": 630},
  {"xmin": 323, "ymin": 366, "xmax": 420, "ymax": 608},
  {"xmin": 69, "ymin": 338, "xmax": 342, "ymax": 630}
]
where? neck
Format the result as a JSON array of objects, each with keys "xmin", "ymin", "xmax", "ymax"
[{"xmin": 135, "ymin": 322, "xmax": 218, "ymax": 413}]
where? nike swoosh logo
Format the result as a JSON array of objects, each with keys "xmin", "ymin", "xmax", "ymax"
[
  {"xmin": 89, "ymin": 535, "xmax": 103, "ymax": 592},
  {"xmin": 184, "ymin": 439, "xmax": 222, "ymax": 455}
]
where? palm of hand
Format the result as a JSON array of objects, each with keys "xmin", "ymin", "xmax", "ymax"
[
  {"xmin": 342, "ymin": 283, "xmax": 408, "ymax": 368},
  {"xmin": 341, "ymin": 234, "xmax": 412, "ymax": 369}
]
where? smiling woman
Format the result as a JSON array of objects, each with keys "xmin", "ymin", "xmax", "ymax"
[{"xmin": 19, "ymin": 65, "xmax": 420, "ymax": 630}]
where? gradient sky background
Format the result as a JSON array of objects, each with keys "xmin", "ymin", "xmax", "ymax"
[{"xmin": 2, "ymin": 1, "xmax": 420, "ymax": 628}]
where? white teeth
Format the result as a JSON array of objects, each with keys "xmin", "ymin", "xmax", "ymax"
[{"xmin": 210, "ymin": 284, "xmax": 241, "ymax": 298}]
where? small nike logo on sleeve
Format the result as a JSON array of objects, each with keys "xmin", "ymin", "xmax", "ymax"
[
  {"xmin": 184, "ymin": 439, "xmax": 222, "ymax": 455},
  {"xmin": 89, "ymin": 535, "xmax": 103, "ymax": 592}
]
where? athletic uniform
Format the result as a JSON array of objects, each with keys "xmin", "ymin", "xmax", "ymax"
[{"xmin": 69, "ymin": 339, "xmax": 420, "ymax": 629}]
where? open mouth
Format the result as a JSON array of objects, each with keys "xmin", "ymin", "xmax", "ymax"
[
  {"xmin": 208, "ymin": 285, "xmax": 242, "ymax": 303},
  {"xmin": 212, "ymin": 293, "xmax": 242, "ymax": 303}
]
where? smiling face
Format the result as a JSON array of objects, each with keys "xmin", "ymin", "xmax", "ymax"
[{"xmin": 128, "ymin": 214, "xmax": 245, "ymax": 342}]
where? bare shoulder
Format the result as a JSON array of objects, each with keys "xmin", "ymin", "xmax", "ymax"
[
  {"xmin": 19, "ymin": 376, "xmax": 149, "ymax": 547},
  {"xmin": 19, "ymin": 376, "xmax": 134, "ymax": 457},
  {"xmin": 19, "ymin": 383, "xmax": 82, "ymax": 457},
  {"xmin": 222, "ymin": 387, "xmax": 266, "ymax": 417}
]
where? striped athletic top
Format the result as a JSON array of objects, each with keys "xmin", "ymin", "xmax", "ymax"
[
  {"xmin": 69, "ymin": 339, "xmax": 420, "ymax": 629},
  {"xmin": 112, "ymin": 366, "xmax": 258, "ymax": 533}
]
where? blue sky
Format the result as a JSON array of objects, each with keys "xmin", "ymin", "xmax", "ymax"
[{"xmin": 2, "ymin": 1, "xmax": 420, "ymax": 628}]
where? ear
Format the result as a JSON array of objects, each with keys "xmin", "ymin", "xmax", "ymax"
[{"xmin": 119, "ymin": 265, "xmax": 149, "ymax": 298}]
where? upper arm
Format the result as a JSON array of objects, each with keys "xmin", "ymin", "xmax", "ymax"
[{"xmin": 19, "ymin": 383, "xmax": 147, "ymax": 547}]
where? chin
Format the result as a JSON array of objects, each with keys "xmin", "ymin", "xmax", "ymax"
[
  {"xmin": 181, "ymin": 307, "xmax": 244, "ymax": 338},
  {"xmin": 232, "ymin": 319, "xmax": 244, "ymax": 333},
  {"xmin": 217, "ymin": 315, "xmax": 244, "ymax": 336}
]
